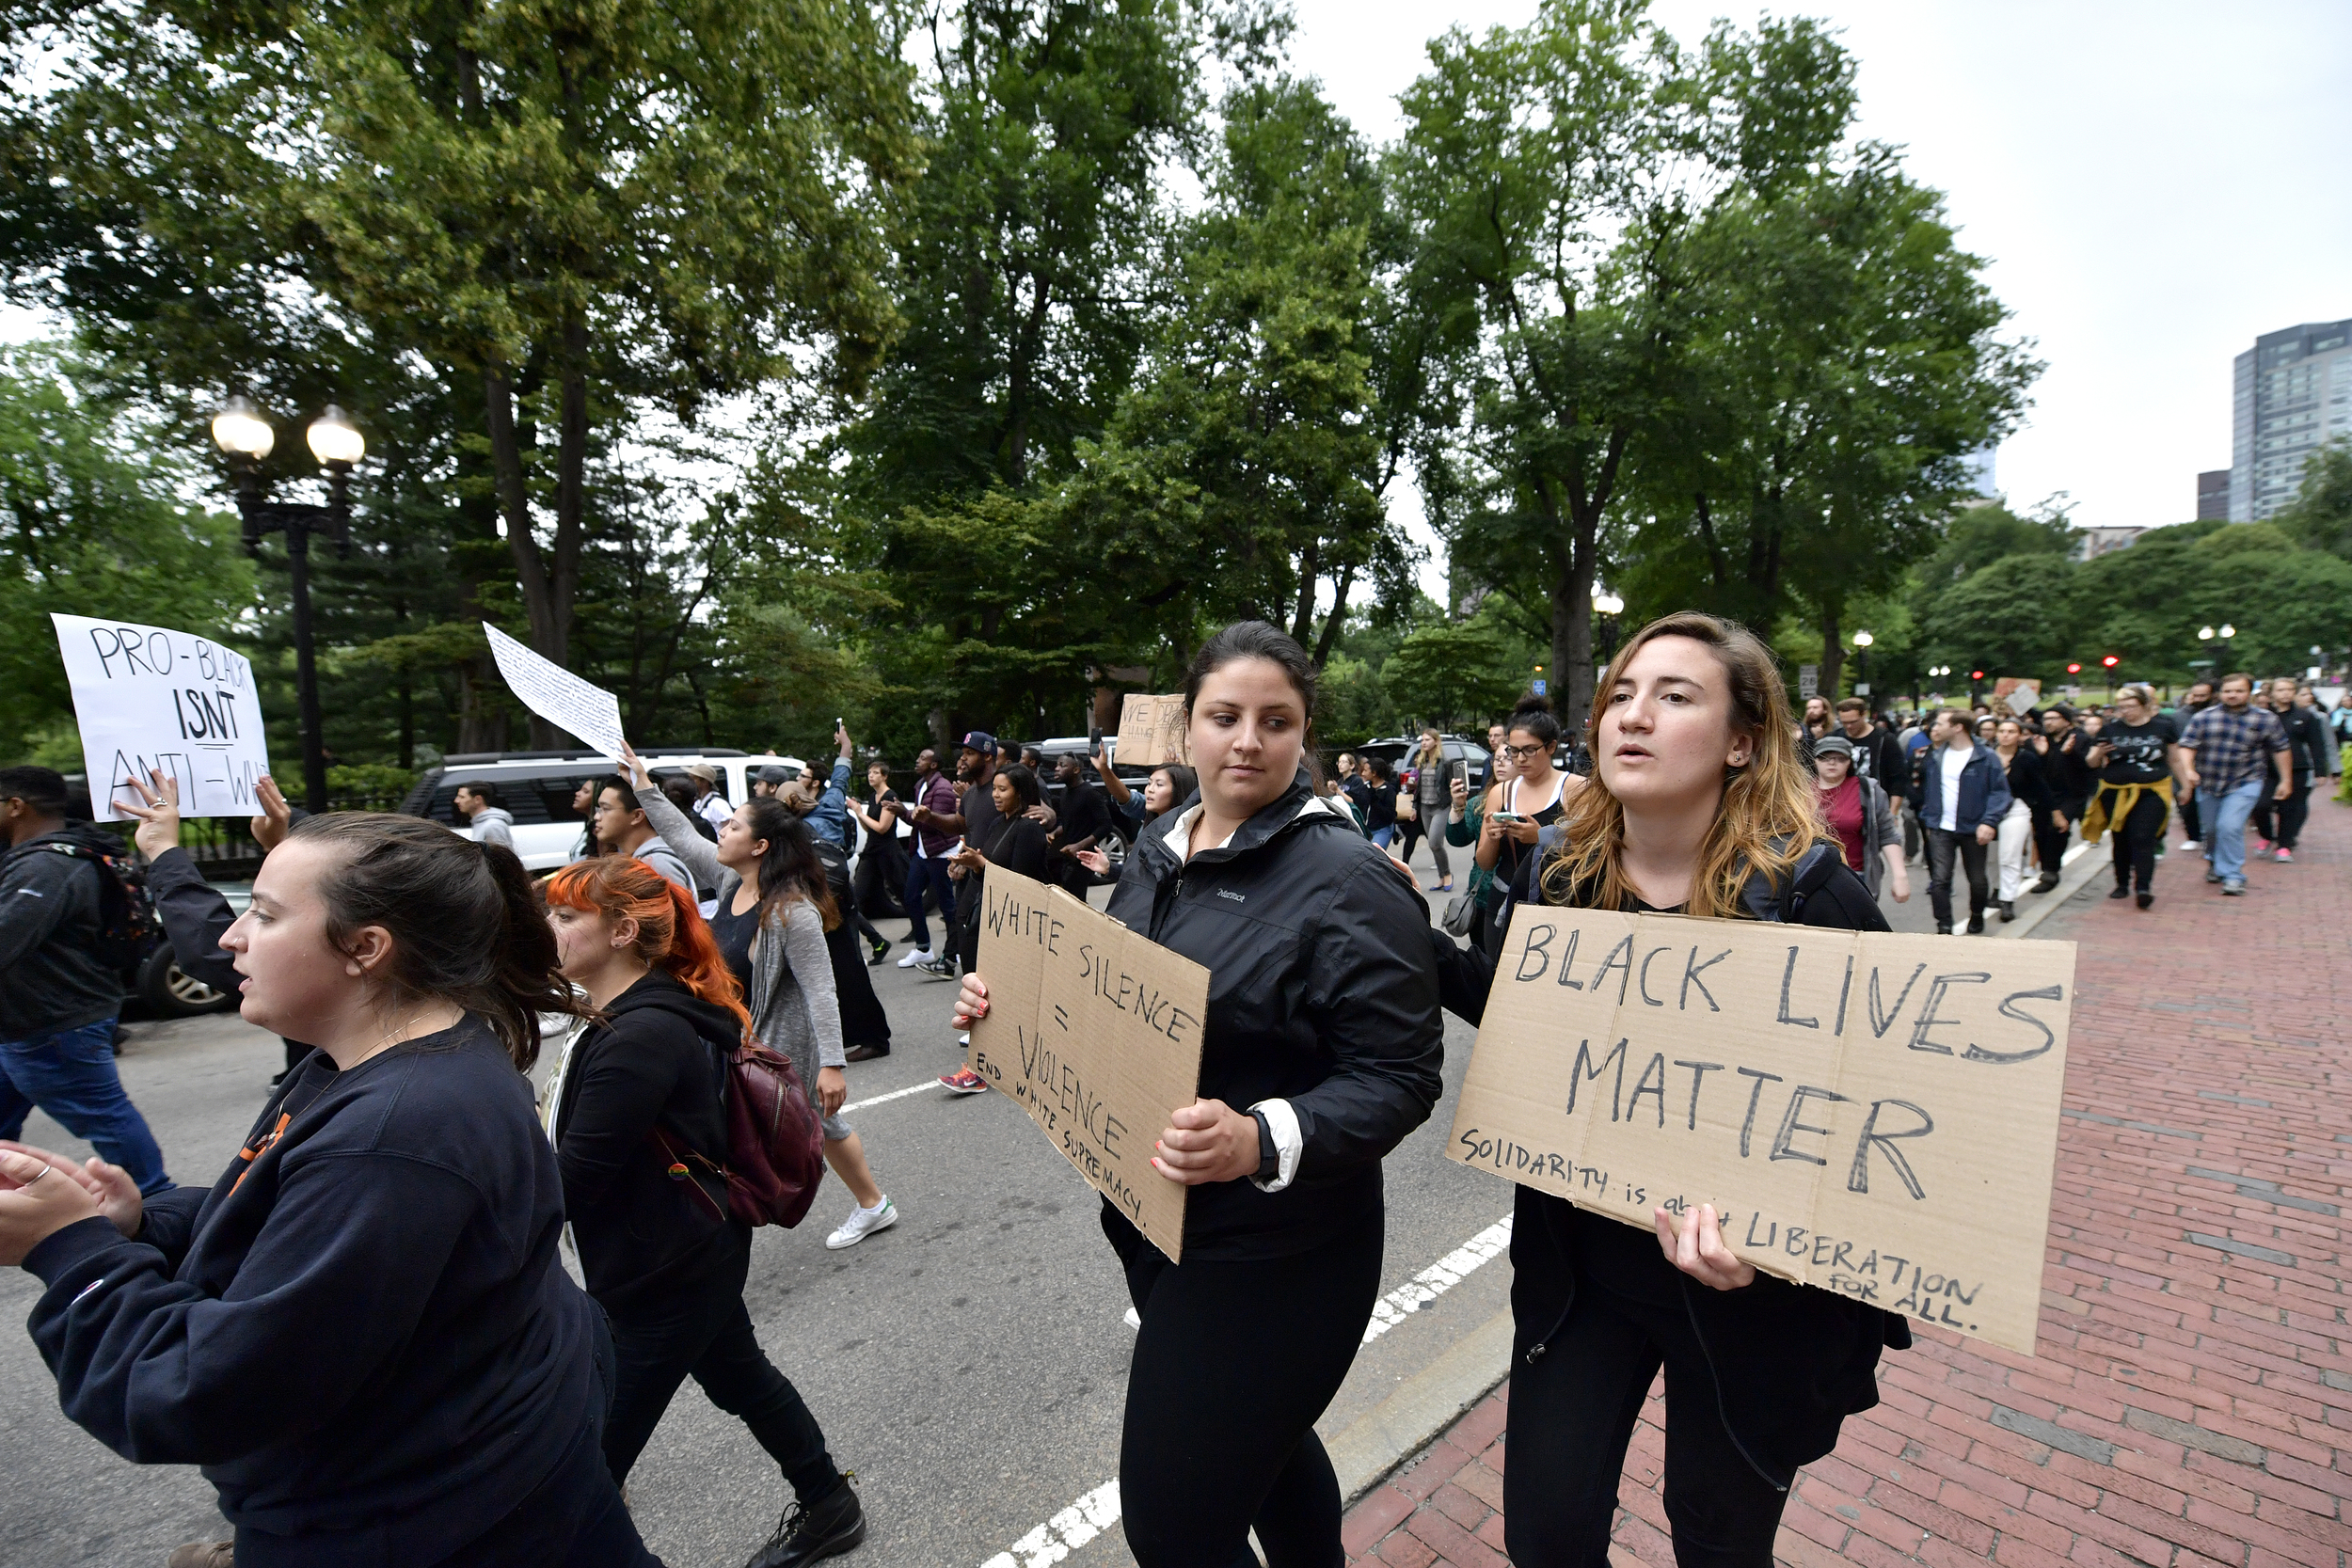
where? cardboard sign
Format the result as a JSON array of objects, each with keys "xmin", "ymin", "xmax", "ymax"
[
  {"xmin": 1114, "ymin": 693, "xmax": 1189, "ymax": 767},
  {"xmin": 1994, "ymin": 678, "xmax": 2042, "ymax": 717},
  {"xmin": 51, "ymin": 613, "xmax": 273, "ymax": 821},
  {"xmin": 1448, "ymin": 906, "xmax": 2074, "ymax": 1353},
  {"xmin": 484, "ymin": 623, "xmax": 628, "ymax": 759},
  {"xmin": 965, "ymin": 864, "xmax": 1207, "ymax": 1261}
]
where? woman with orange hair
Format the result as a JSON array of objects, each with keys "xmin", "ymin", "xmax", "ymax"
[{"xmin": 544, "ymin": 857, "xmax": 866, "ymax": 1568}]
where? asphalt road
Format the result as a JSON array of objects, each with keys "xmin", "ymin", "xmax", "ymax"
[{"xmin": 0, "ymin": 830, "xmax": 1969, "ymax": 1568}]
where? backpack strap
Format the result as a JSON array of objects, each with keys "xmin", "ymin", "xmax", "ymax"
[
  {"xmin": 650, "ymin": 1127, "xmax": 731, "ymax": 1225},
  {"xmin": 1740, "ymin": 840, "xmax": 1846, "ymax": 924}
]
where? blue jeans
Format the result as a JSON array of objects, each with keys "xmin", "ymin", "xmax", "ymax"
[
  {"xmin": 2206, "ymin": 777, "xmax": 2265, "ymax": 885},
  {"xmin": 903, "ymin": 854, "xmax": 958, "ymax": 954},
  {"xmin": 1370, "ymin": 827, "xmax": 1394, "ymax": 848},
  {"xmin": 0, "ymin": 1018, "xmax": 172, "ymax": 1195}
]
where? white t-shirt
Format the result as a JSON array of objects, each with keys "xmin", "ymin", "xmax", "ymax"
[{"xmin": 1937, "ymin": 744, "xmax": 1969, "ymax": 832}]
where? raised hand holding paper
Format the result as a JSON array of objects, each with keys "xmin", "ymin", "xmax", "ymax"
[
  {"xmin": 51, "ymin": 613, "xmax": 271, "ymax": 821},
  {"xmin": 483, "ymin": 622, "xmax": 627, "ymax": 759}
]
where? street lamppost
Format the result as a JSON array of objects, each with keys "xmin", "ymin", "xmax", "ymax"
[
  {"xmin": 1592, "ymin": 589, "xmax": 1625, "ymax": 666},
  {"xmin": 1926, "ymin": 664, "xmax": 1950, "ymax": 706},
  {"xmin": 1851, "ymin": 629, "xmax": 1874, "ymax": 702},
  {"xmin": 212, "ymin": 397, "xmax": 365, "ymax": 813}
]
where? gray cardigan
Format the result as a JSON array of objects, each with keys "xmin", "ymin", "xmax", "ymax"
[
  {"xmin": 1851, "ymin": 775, "xmax": 1900, "ymax": 899},
  {"xmin": 638, "ymin": 789, "xmax": 846, "ymax": 1085}
]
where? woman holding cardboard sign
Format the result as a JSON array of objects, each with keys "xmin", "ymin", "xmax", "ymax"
[
  {"xmin": 954, "ymin": 621, "xmax": 1444, "ymax": 1568},
  {"xmin": 1428, "ymin": 611, "xmax": 1904, "ymax": 1568}
]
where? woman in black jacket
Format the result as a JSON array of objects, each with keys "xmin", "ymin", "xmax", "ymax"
[
  {"xmin": 544, "ymin": 855, "xmax": 863, "ymax": 1568},
  {"xmin": 954, "ymin": 622, "xmax": 1445, "ymax": 1568},
  {"xmin": 0, "ymin": 814, "xmax": 660, "ymax": 1568},
  {"xmin": 1427, "ymin": 612, "xmax": 1905, "ymax": 1568}
]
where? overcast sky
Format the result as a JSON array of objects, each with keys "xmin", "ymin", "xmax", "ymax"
[{"xmin": 1291, "ymin": 0, "xmax": 2352, "ymax": 587}]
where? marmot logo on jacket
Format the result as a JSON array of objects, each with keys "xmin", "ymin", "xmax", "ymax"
[{"xmin": 1216, "ymin": 889, "xmax": 1247, "ymax": 903}]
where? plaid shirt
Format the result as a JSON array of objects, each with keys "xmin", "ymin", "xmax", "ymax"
[{"xmin": 2178, "ymin": 703, "xmax": 2289, "ymax": 793}]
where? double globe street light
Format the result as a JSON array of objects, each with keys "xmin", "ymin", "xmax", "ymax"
[
  {"xmin": 212, "ymin": 397, "xmax": 366, "ymax": 813},
  {"xmin": 1851, "ymin": 629, "xmax": 1874, "ymax": 699}
]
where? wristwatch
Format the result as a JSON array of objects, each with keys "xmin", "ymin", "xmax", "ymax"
[{"xmin": 1250, "ymin": 1108, "xmax": 1279, "ymax": 1182}]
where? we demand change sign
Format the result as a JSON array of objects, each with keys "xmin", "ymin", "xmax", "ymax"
[{"xmin": 1451, "ymin": 906, "xmax": 2074, "ymax": 1354}]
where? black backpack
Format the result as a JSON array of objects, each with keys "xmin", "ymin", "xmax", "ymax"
[{"xmin": 4, "ymin": 833, "xmax": 159, "ymax": 968}]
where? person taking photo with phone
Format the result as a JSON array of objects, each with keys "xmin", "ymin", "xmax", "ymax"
[
  {"xmin": 1422, "ymin": 611, "xmax": 1903, "ymax": 1568},
  {"xmin": 949, "ymin": 621, "xmax": 1443, "ymax": 1568}
]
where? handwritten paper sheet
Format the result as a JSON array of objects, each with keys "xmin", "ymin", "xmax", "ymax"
[
  {"xmin": 1113, "ymin": 693, "xmax": 1189, "ymax": 768},
  {"xmin": 1450, "ymin": 907, "xmax": 2074, "ymax": 1353},
  {"xmin": 484, "ymin": 623, "xmax": 628, "ymax": 759},
  {"xmin": 51, "ymin": 613, "xmax": 273, "ymax": 821},
  {"xmin": 965, "ymin": 865, "xmax": 1207, "ymax": 1261}
]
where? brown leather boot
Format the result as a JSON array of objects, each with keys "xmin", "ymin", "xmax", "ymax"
[{"xmin": 167, "ymin": 1544, "xmax": 233, "ymax": 1568}]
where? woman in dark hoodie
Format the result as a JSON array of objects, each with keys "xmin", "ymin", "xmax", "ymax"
[
  {"xmin": 1423, "ymin": 612, "xmax": 1904, "ymax": 1568},
  {"xmin": 953, "ymin": 622, "xmax": 1445, "ymax": 1568},
  {"xmin": 0, "ymin": 814, "xmax": 659, "ymax": 1568},
  {"xmin": 543, "ymin": 856, "xmax": 862, "ymax": 1568}
]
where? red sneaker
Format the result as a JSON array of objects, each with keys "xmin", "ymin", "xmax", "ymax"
[{"xmin": 939, "ymin": 1068, "xmax": 989, "ymax": 1096}]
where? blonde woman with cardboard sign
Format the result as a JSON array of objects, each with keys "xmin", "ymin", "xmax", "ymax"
[
  {"xmin": 954, "ymin": 621, "xmax": 1444, "ymax": 1568},
  {"xmin": 1427, "ymin": 611, "xmax": 1904, "ymax": 1568}
]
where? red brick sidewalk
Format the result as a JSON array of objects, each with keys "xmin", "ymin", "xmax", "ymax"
[{"xmin": 1346, "ymin": 798, "xmax": 2352, "ymax": 1568}]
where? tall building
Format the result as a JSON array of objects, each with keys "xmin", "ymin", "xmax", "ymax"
[
  {"xmin": 2231, "ymin": 318, "xmax": 2352, "ymax": 520},
  {"xmin": 1959, "ymin": 443, "xmax": 1998, "ymax": 499},
  {"xmin": 2197, "ymin": 468, "xmax": 2230, "ymax": 520}
]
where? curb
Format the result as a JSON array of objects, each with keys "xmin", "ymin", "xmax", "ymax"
[
  {"xmin": 1994, "ymin": 835, "xmax": 2107, "ymax": 940},
  {"xmin": 1328, "ymin": 1309, "xmax": 1516, "ymax": 1505}
]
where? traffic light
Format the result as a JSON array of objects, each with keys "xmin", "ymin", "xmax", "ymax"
[
  {"xmin": 2066, "ymin": 662, "xmax": 2081, "ymax": 674},
  {"xmin": 2101, "ymin": 655, "xmax": 2119, "ymax": 670},
  {"xmin": 1970, "ymin": 670, "xmax": 1984, "ymax": 681}
]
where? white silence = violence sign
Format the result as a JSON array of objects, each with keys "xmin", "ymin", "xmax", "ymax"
[
  {"xmin": 964, "ymin": 864, "xmax": 1206, "ymax": 1262},
  {"xmin": 51, "ymin": 613, "xmax": 271, "ymax": 821},
  {"xmin": 1448, "ymin": 905, "xmax": 2074, "ymax": 1354}
]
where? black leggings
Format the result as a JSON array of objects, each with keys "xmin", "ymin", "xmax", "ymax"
[
  {"xmin": 2103, "ymin": 789, "xmax": 2167, "ymax": 893},
  {"xmin": 1108, "ymin": 1204, "xmax": 1383, "ymax": 1568},
  {"xmin": 1504, "ymin": 1283, "xmax": 1787, "ymax": 1568},
  {"xmin": 599, "ymin": 1242, "xmax": 841, "ymax": 1504},
  {"xmin": 2031, "ymin": 808, "xmax": 2070, "ymax": 877}
]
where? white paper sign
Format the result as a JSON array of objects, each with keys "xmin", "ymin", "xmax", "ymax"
[
  {"xmin": 483, "ymin": 623, "xmax": 627, "ymax": 758},
  {"xmin": 51, "ymin": 613, "xmax": 273, "ymax": 821}
]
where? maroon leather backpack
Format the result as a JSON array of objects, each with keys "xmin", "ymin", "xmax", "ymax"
[{"xmin": 658, "ymin": 1038, "xmax": 825, "ymax": 1228}]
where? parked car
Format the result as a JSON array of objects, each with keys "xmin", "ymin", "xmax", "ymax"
[
  {"xmin": 398, "ymin": 749, "xmax": 781, "ymax": 872},
  {"xmin": 125, "ymin": 876, "xmax": 250, "ymax": 1019}
]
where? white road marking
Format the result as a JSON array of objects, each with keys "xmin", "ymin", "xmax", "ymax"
[
  {"xmin": 994, "ymin": 1212, "xmax": 1517, "ymax": 1565},
  {"xmin": 980, "ymin": 1480, "xmax": 1122, "ymax": 1568},
  {"xmin": 840, "ymin": 1077, "xmax": 954, "ymax": 1114},
  {"xmin": 1360, "ymin": 1214, "xmax": 1513, "ymax": 1344}
]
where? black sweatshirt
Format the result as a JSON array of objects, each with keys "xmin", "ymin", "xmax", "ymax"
[
  {"xmin": 0, "ymin": 824, "xmax": 125, "ymax": 1037},
  {"xmin": 1425, "ymin": 847, "xmax": 1908, "ymax": 1488},
  {"xmin": 144, "ymin": 845, "xmax": 241, "ymax": 992},
  {"xmin": 22, "ymin": 1018, "xmax": 599, "ymax": 1565},
  {"xmin": 554, "ymin": 971, "xmax": 746, "ymax": 1316}
]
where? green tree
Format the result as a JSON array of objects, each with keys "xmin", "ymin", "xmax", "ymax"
[
  {"xmin": 1915, "ymin": 553, "xmax": 2077, "ymax": 684},
  {"xmin": 0, "ymin": 347, "xmax": 255, "ymax": 756},
  {"xmin": 2276, "ymin": 439, "xmax": 2352, "ymax": 561},
  {"xmin": 1379, "ymin": 621, "xmax": 1526, "ymax": 731},
  {"xmin": 8, "ymin": 0, "xmax": 919, "ymax": 744}
]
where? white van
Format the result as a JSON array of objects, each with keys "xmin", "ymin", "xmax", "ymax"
[{"xmin": 397, "ymin": 749, "xmax": 805, "ymax": 873}]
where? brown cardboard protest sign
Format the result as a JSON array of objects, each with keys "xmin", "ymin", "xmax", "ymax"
[
  {"xmin": 965, "ymin": 864, "xmax": 1207, "ymax": 1261},
  {"xmin": 1114, "ymin": 693, "xmax": 1190, "ymax": 767},
  {"xmin": 1448, "ymin": 906, "xmax": 2074, "ymax": 1354}
]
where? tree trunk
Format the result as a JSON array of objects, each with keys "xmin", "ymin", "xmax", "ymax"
[
  {"xmin": 1818, "ymin": 598, "xmax": 1844, "ymax": 702},
  {"xmin": 1545, "ymin": 484, "xmax": 1597, "ymax": 725}
]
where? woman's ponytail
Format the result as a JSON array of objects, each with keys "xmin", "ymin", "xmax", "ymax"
[{"xmin": 295, "ymin": 814, "xmax": 583, "ymax": 1071}]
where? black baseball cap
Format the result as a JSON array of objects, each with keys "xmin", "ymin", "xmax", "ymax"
[{"xmin": 960, "ymin": 731, "xmax": 998, "ymax": 757}]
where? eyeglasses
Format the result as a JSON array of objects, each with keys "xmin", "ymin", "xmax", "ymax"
[{"xmin": 1498, "ymin": 743, "xmax": 1548, "ymax": 760}]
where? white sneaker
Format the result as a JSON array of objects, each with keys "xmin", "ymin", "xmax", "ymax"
[
  {"xmin": 2179, "ymin": 839, "xmax": 2201, "ymax": 852},
  {"xmin": 826, "ymin": 1196, "xmax": 898, "ymax": 1250},
  {"xmin": 897, "ymin": 948, "xmax": 932, "ymax": 970}
]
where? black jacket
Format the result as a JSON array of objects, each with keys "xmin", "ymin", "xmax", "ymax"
[
  {"xmin": 1105, "ymin": 770, "xmax": 1444, "ymax": 1260},
  {"xmin": 22, "ymin": 1018, "xmax": 599, "ymax": 1566},
  {"xmin": 2003, "ymin": 744, "xmax": 2055, "ymax": 819},
  {"xmin": 145, "ymin": 845, "xmax": 241, "ymax": 992},
  {"xmin": 0, "ymin": 823, "xmax": 127, "ymax": 1037},
  {"xmin": 1843, "ymin": 725, "xmax": 1912, "ymax": 805},
  {"xmin": 2280, "ymin": 704, "xmax": 2334, "ymax": 779},
  {"xmin": 554, "ymin": 971, "xmax": 745, "ymax": 1315},
  {"xmin": 1427, "ymin": 845, "xmax": 1908, "ymax": 1489}
]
